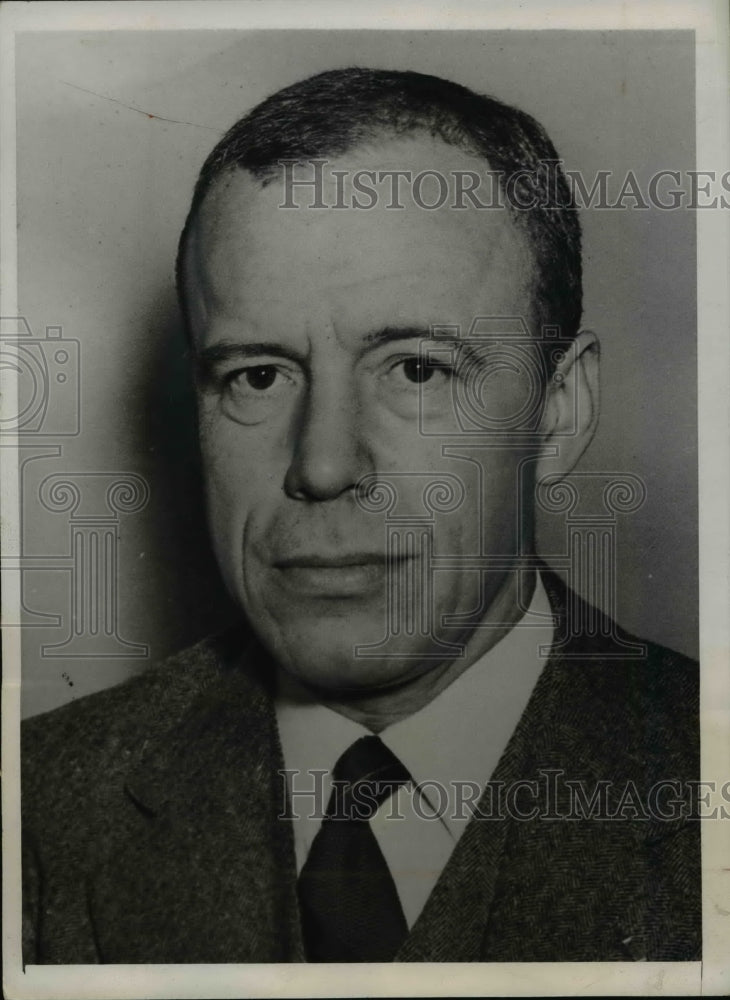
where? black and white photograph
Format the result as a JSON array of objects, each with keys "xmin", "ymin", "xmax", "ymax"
[{"xmin": 2, "ymin": 1, "xmax": 728, "ymax": 997}]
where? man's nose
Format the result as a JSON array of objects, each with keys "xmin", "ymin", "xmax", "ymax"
[{"xmin": 284, "ymin": 379, "xmax": 373, "ymax": 501}]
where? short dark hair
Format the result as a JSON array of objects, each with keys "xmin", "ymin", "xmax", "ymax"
[{"xmin": 176, "ymin": 67, "xmax": 582, "ymax": 356}]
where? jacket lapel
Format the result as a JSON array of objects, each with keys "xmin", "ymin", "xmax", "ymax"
[
  {"xmin": 88, "ymin": 637, "xmax": 304, "ymax": 963},
  {"xmin": 395, "ymin": 615, "xmax": 564, "ymax": 962},
  {"xmin": 399, "ymin": 568, "xmax": 689, "ymax": 961}
]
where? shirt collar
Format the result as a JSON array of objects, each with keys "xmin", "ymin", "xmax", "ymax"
[{"xmin": 275, "ymin": 573, "xmax": 554, "ymax": 837}]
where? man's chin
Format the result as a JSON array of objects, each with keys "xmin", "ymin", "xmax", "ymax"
[
  {"xmin": 279, "ymin": 656, "xmax": 432, "ymax": 702},
  {"xmin": 256, "ymin": 613, "xmax": 449, "ymax": 696}
]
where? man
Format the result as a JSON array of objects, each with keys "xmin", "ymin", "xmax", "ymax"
[{"xmin": 22, "ymin": 68, "xmax": 700, "ymax": 963}]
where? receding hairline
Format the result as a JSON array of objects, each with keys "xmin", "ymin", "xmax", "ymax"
[
  {"xmin": 176, "ymin": 67, "xmax": 582, "ymax": 357},
  {"xmin": 180, "ymin": 137, "xmax": 543, "ymax": 345},
  {"xmin": 178, "ymin": 127, "xmax": 541, "ymax": 315}
]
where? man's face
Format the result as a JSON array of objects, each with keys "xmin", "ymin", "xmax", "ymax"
[{"xmin": 184, "ymin": 136, "xmax": 541, "ymax": 696}]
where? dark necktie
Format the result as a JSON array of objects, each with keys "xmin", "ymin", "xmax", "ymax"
[{"xmin": 297, "ymin": 735, "xmax": 412, "ymax": 962}]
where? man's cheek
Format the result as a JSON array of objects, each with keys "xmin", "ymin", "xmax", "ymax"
[
  {"xmin": 200, "ymin": 419, "xmax": 278, "ymax": 494},
  {"xmin": 205, "ymin": 473, "xmax": 270, "ymax": 545}
]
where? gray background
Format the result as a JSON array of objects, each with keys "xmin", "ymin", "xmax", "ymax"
[{"xmin": 15, "ymin": 30, "xmax": 697, "ymax": 717}]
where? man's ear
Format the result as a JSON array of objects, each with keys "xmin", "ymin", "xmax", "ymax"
[{"xmin": 536, "ymin": 330, "xmax": 600, "ymax": 481}]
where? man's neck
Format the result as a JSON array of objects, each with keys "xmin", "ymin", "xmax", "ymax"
[{"xmin": 310, "ymin": 569, "xmax": 537, "ymax": 733}]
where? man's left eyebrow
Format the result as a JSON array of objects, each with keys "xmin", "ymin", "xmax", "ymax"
[{"xmin": 363, "ymin": 326, "xmax": 440, "ymax": 348}]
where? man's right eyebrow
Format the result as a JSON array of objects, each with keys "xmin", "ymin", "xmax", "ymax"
[{"xmin": 194, "ymin": 342, "xmax": 298, "ymax": 380}]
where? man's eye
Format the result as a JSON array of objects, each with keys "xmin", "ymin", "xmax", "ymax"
[
  {"xmin": 401, "ymin": 358, "xmax": 432, "ymax": 384},
  {"xmin": 225, "ymin": 364, "xmax": 290, "ymax": 395},
  {"xmin": 396, "ymin": 357, "xmax": 452, "ymax": 385},
  {"xmin": 218, "ymin": 363, "xmax": 300, "ymax": 425},
  {"xmin": 240, "ymin": 365, "xmax": 279, "ymax": 391}
]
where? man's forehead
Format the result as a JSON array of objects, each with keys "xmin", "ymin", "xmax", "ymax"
[
  {"xmin": 194, "ymin": 133, "xmax": 526, "ymax": 242},
  {"xmin": 185, "ymin": 134, "xmax": 535, "ymax": 326}
]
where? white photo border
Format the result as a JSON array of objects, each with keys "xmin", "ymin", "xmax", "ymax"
[{"xmin": 1, "ymin": 1, "xmax": 728, "ymax": 997}]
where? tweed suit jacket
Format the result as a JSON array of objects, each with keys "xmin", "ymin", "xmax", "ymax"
[{"xmin": 21, "ymin": 570, "xmax": 701, "ymax": 963}]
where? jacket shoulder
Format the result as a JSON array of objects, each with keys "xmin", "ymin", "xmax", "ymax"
[
  {"xmin": 541, "ymin": 566, "xmax": 698, "ymax": 682},
  {"xmin": 541, "ymin": 568, "xmax": 699, "ymax": 778},
  {"xmin": 21, "ymin": 628, "xmax": 254, "ymax": 815}
]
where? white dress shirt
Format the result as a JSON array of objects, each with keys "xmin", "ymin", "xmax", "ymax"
[{"xmin": 276, "ymin": 575, "xmax": 554, "ymax": 929}]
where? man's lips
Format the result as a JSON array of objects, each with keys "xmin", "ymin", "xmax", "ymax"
[
  {"xmin": 273, "ymin": 552, "xmax": 391, "ymax": 569},
  {"xmin": 271, "ymin": 552, "xmax": 412, "ymax": 597}
]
